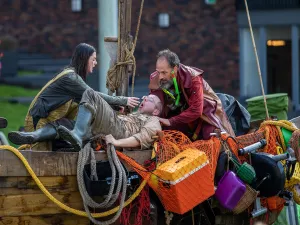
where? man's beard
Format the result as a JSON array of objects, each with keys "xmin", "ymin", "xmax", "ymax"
[{"xmin": 159, "ymin": 79, "xmax": 173, "ymax": 89}]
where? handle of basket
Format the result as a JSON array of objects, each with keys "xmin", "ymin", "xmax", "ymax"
[{"xmin": 229, "ymin": 156, "xmax": 241, "ymax": 168}]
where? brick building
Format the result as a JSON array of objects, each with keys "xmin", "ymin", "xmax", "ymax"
[{"xmin": 0, "ymin": 0, "xmax": 239, "ymax": 96}]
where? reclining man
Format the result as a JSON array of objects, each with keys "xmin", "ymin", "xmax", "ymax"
[{"xmin": 57, "ymin": 89, "xmax": 162, "ymax": 151}]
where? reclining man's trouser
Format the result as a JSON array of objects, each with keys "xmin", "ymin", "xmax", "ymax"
[{"xmin": 81, "ymin": 89, "xmax": 129, "ymax": 140}]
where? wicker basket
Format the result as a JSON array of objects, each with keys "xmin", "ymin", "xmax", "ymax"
[
  {"xmin": 232, "ymin": 184, "xmax": 258, "ymax": 214},
  {"xmin": 292, "ymin": 184, "xmax": 300, "ymax": 205}
]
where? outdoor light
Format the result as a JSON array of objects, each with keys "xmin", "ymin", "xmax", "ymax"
[
  {"xmin": 71, "ymin": 0, "xmax": 82, "ymax": 12},
  {"xmin": 158, "ymin": 13, "xmax": 170, "ymax": 28},
  {"xmin": 267, "ymin": 40, "xmax": 286, "ymax": 47}
]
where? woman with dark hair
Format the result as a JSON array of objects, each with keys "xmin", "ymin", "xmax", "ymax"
[{"xmin": 8, "ymin": 43, "xmax": 140, "ymax": 151}]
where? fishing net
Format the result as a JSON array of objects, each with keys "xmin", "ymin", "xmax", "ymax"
[
  {"xmin": 118, "ymin": 130, "xmax": 215, "ymax": 214},
  {"xmin": 117, "ymin": 121, "xmax": 293, "ymax": 217},
  {"xmin": 235, "ymin": 129, "xmax": 265, "ymax": 149},
  {"xmin": 181, "ymin": 136, "xmax": 221, "ymax": 177}
]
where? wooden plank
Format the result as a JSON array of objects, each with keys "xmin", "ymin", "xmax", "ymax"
[
  {"xmin": 0, "ymin": 150, "xmax": 151, "ymax": 177},
  {"xmin": 104, "ymin": 36, "xmax": 118, "ymax": 42},
  {"xmin": 0, "ymin": 176, "xmax": 77, "ymax": 189},
  {"xmin": 0, "ymin": 215, "xmax": 89, "ymax": 225},
  {"xmin": 0, "ymin": 176, "xmax": 78, "ymax": 195},
  {"xmin": 0, "ymin": 192, "xmax": 84, "ymax": 216}
]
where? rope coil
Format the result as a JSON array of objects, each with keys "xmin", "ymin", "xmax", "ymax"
[
  {"xmin": 77, "ymin": 143, "xmax": 127, "ymax": 225},
  {"xmin": 106, "ymin": 0, "xmax": 144, "ymax": 96}
]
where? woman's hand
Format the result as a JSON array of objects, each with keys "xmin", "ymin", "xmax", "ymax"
[{"xmin": 126, "ymin": 97, "xmax": 140, "ymax": 108}]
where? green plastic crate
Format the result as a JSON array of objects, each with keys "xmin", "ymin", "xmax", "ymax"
[{"xmin": 246, "ymin": 93, "xmax": 288, "ymax": 122}]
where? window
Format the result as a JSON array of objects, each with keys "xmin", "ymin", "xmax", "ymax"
[
  {"xmin": 158, "ymin": 13, "xmax": 170, "ymax": 28},
  {"xmin": 72, "ymin": 0, "xmax": 82, "ymax": 12}
]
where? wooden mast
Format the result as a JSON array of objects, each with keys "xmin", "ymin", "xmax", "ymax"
[
  {"xmin": 104, "ymin": 0, "xmax": 133, "ymax": 96},
  {"xmin": 116, "ymin": 0, "xmax": 132, "ymax": 97}
]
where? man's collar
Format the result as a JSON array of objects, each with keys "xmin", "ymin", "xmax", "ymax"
[{"xmin": 177, "ymin": 64, "xmax": 204, "ymax": 89}]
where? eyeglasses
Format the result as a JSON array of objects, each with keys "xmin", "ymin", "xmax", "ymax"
[{"xmin": 142, "ymin": 96, "xmax": 160, "ymax": 109}]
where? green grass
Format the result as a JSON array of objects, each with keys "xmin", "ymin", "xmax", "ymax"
[
  {"xmin": 0, "ymin": 85, "xmax": 39, "ymax": 146},
  {"xmin": 1, "ymin": 101, "xmax": 29, "ymax": 146},
  {"xmin": 18, "ymin": 70, "xmax": 42, "ymax": 76},
  {"xmin": 0, "ymin": 84, "xmax": 39, "ymax": 97}
]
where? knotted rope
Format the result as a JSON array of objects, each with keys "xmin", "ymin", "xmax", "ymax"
[{"xmin": 106, "ymin": 0, "xmax": 145, "ymax": 96}]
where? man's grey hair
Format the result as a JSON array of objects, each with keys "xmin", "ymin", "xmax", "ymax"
[{"xmin": 157, "ymin": 49, "xmax": 180, "ymax": 68}]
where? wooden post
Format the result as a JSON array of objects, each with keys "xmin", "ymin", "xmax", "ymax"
[{"xmin": 116, "ymin": 0, "xmax": 132, "ymax": 97}]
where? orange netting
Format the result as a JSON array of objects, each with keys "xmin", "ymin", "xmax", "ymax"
[
  {"xmin": 157, "ymin": 130, "xmax": 192, "ymax": 146},
  {"xmin": 117, "ymin": 131, "xmax": 215, "ymax": 214},
  {"xmin": 182, "ymin": 136, "xmax": 221, "ymax": 178},
  {"xmin": 117, "ymin": 123, "xmax": 287, "ymax": 216},
  {"xmin": 260, "ymin": 125, "xmax": 281, "ymax": 155},
  {"xmin": 154, "ymin": 130, "xmax": 192, "ymax": 164},
  {"xmin": 235, "ymin": 129, "xmax": 265, "ymax": 148}
]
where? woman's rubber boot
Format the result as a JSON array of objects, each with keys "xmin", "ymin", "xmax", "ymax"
[
  {"xmin": 8, "ymin": 124, "xmax": 57, "ymax": 145},
  {"xmin": 58, "ymin": 105, "xmax": 92, "ymax": 151}
]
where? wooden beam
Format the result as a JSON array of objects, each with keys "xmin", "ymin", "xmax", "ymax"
[
  {"xmin": 0, "ymin": 215, "xmax": 89, "ymax": 225},
  {"xmin": 0, "ymin": 192, "xmax": 83, "ymax": 216},
  {"xmin": 0, "ymin": 176, "xmax": 78, "ymax": 195},
  {"xmin": 0, "ymin": 150, "xmax": 151, "ymax": 177},
  {"xmin": 116, "ymin": 0, "xmax": 132, "ymax": 96},
  {"xmin": 104, "ymin": 37, "xmax": 118, "ymax": 42}
]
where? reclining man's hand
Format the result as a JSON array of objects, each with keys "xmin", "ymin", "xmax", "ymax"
[
  {"xmin": 105, "ymin": 134, "xmax": 140, "ymax": 148},
  {"xmin": 126, "ymin": 97, "xmax": 140, "ymax": 108}
]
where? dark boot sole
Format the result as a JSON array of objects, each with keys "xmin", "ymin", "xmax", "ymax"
[
  {"xmin": 0, "ymin": 117, "xmax": 8, "ymax": 129},
  {"xmin": 58, "ymin": 126, "xmax": 81, "ymax": 151},
  {"xmin": 8, "ymin": 132, "xmax": 34, "ymax": 145}
]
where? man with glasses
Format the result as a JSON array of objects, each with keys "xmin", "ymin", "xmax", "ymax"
[
  {"xmin": 148, "ymin": 49, "xmax": 234, "ymax": 140},
  {"xmin": 57, "ymin": 89, "xmax": 162, "ymax": 151}
]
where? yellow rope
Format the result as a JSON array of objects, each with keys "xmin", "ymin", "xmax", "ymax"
[
  {"xmin": 0, "ymin": 145, "xmax": 150, "ymax": 218},
  {"xmin": 18, "ymin": 144, "xmax": 34, "ymax": 150},
  {"xmin": 260, "ymin": 120, "xmax": 298, "ymax": 151},
  {"xmin": 260, "ymin": 120, "xmax": 297, "ymax": 132}
]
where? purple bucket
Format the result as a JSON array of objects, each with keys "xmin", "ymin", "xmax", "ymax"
[{"xmin": 215, "ymin": 171, "xmax": 246, "ymax": 210}]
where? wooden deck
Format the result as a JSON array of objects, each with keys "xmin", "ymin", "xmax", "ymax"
[
  {"xmin": 0, "ymin": 149, "xmax": 152, "ymax": 225},
  {"xmin": 0, "ymin": 149, "xmax": 151, "ymax": 177}
]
